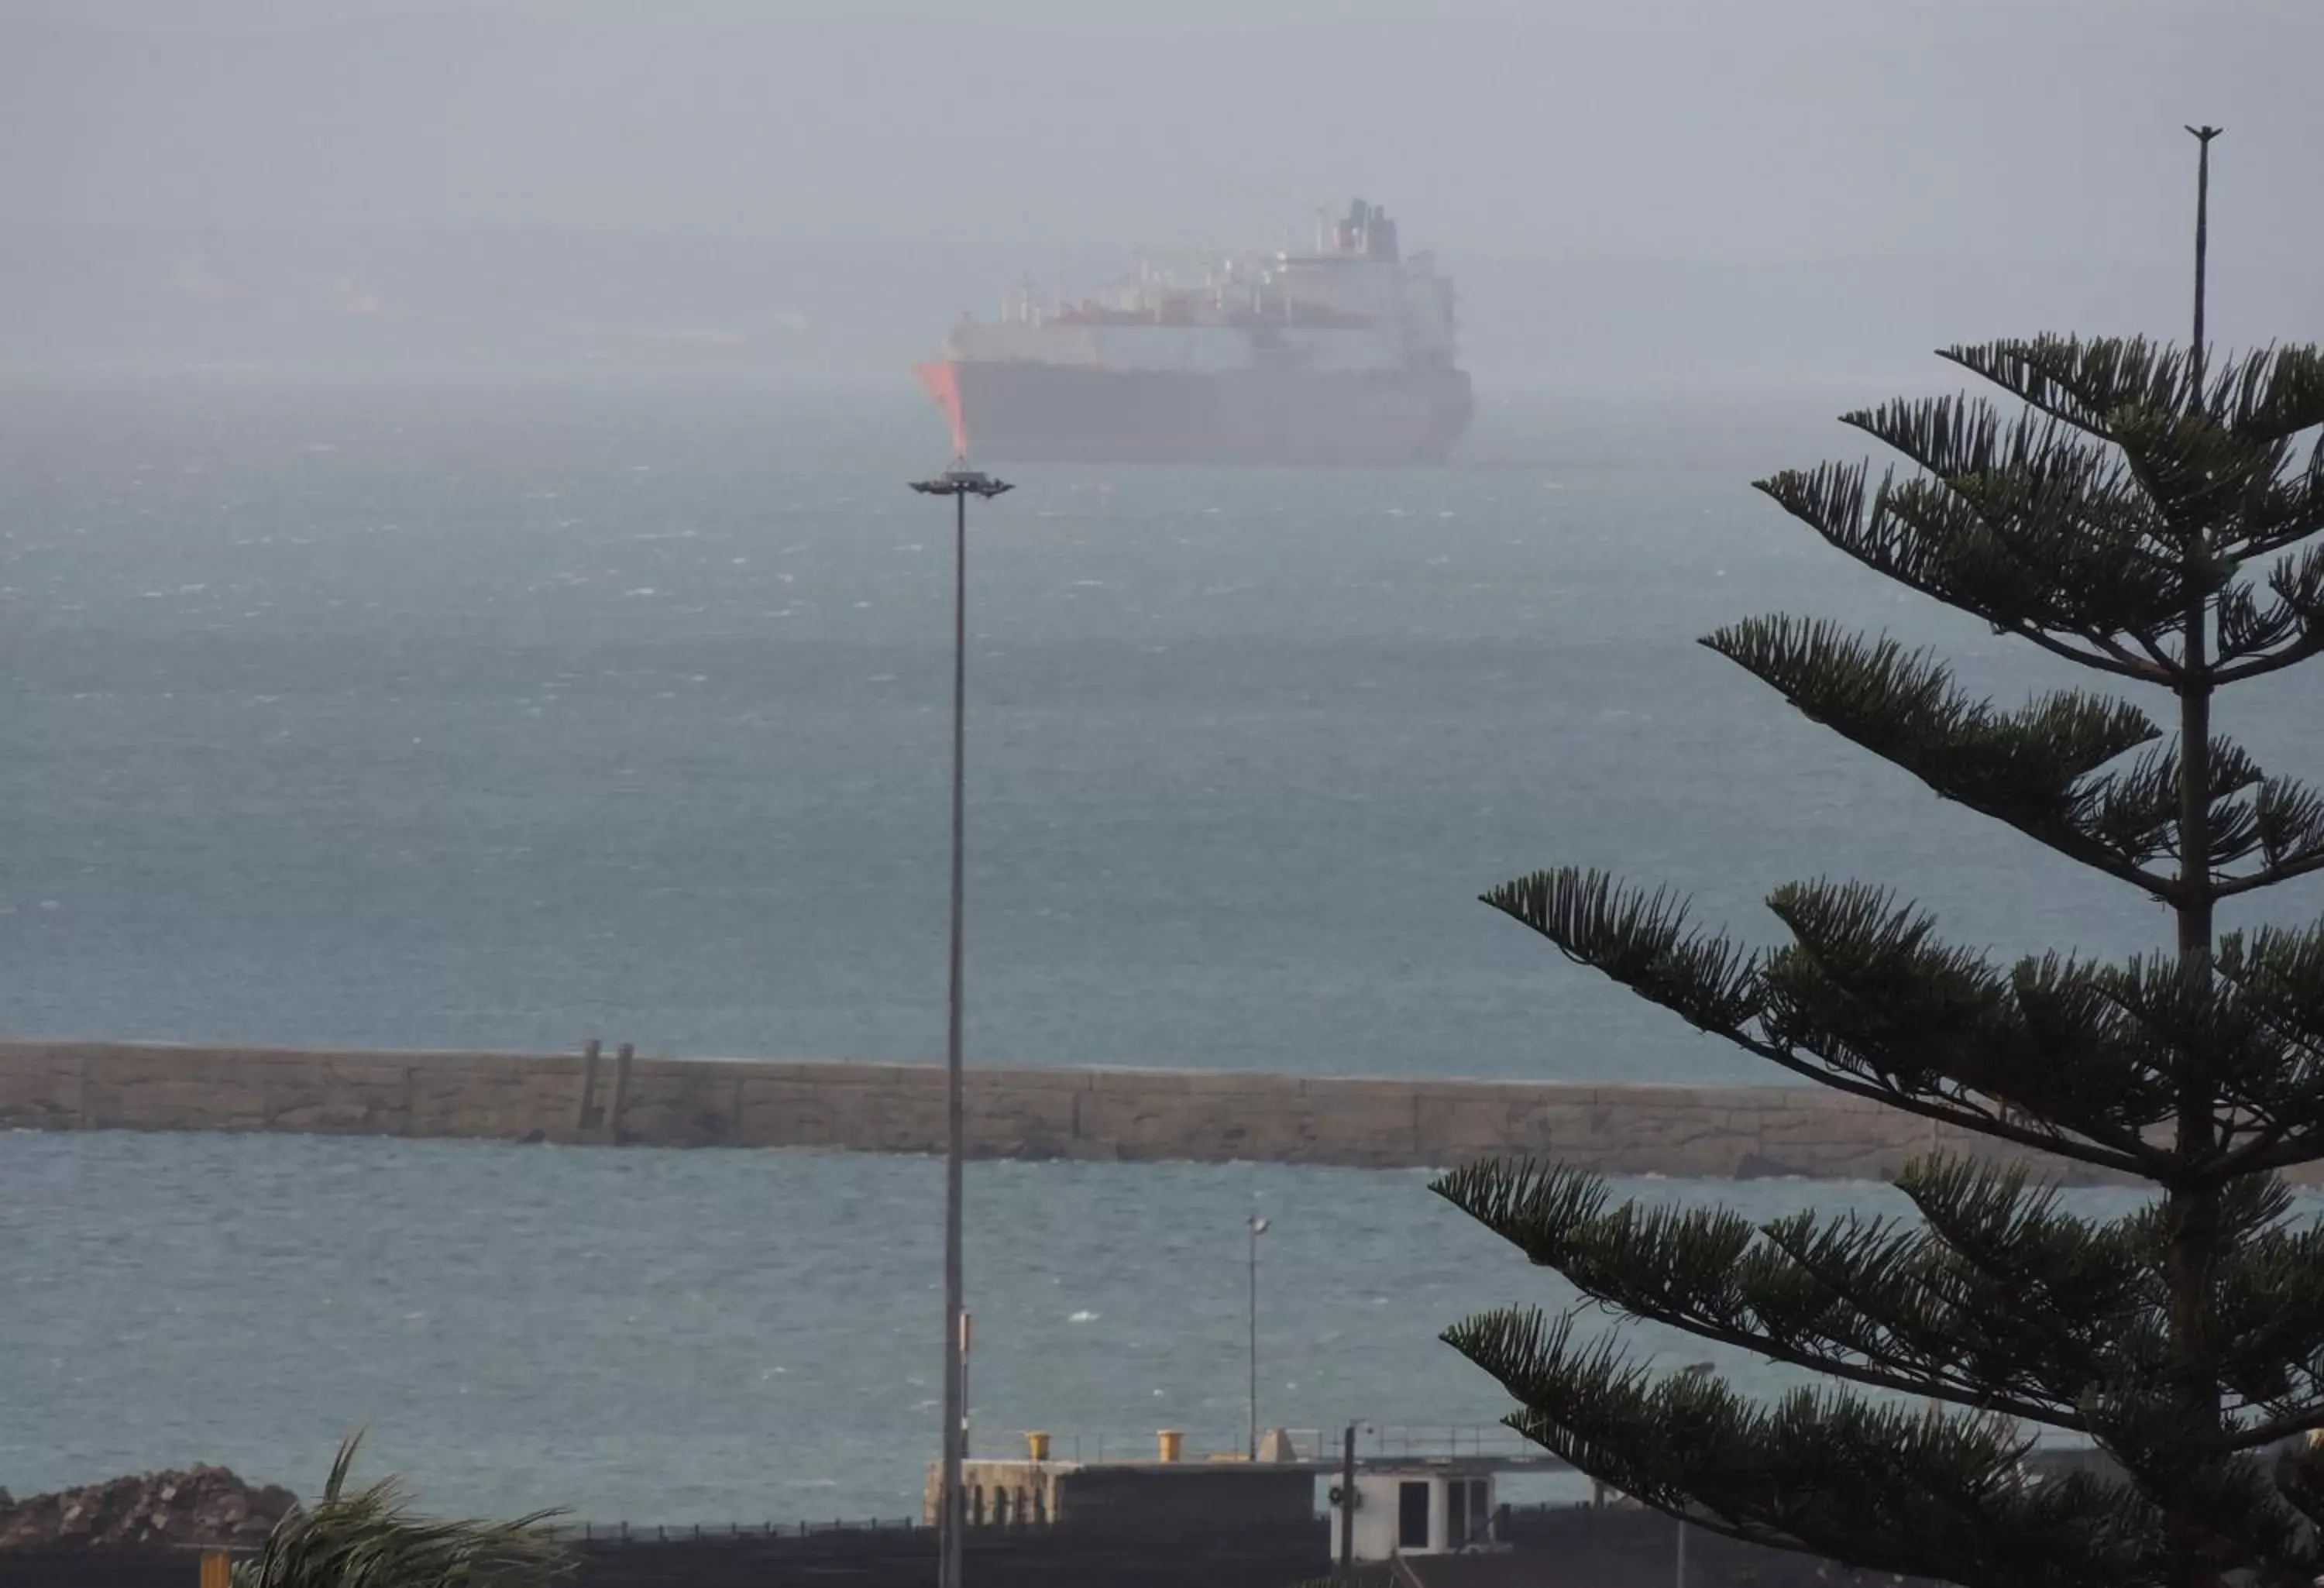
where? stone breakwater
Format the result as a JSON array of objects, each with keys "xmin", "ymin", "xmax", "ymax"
[{"xmin": 0, "ymin": 1039, "xmax": 2215, "ymax": 1184}]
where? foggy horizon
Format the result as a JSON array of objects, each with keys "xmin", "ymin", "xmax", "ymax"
[{"xmin": 5, "ymin": 0, "xmax": 2319, "ymax": 380}]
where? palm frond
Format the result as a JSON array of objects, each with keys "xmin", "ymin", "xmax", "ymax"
[{"xmin": 233, "ymin": 1435, "xmax": 570, "ymax": 1588}]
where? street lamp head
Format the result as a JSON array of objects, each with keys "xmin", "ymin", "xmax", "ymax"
[
  {"xmin": 910, "ymin": 466, "xmax": 1015, "ymax": 499},
  {"xmin": 1250, "ymin": 1216, "xmax": 1270, "ymax": 1236}
]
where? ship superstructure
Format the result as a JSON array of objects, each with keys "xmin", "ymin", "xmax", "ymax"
[{"xmin": 916, "ymin": 200, "xmax": 1472, "ymax": 466}]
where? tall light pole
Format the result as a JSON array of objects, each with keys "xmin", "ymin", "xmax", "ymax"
[
  {"xmin": 1246, "ymin": 1215, "xmax": 1270, "ymax": 1459},
  {"xmin": 2187, "ymin": 124, "xmax": 2222, "ymax": 400},
  {"xmin": 909, "ymin": 462, "xmax": 1012, "ymax": 1588}
]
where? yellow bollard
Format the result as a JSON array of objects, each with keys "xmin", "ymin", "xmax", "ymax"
[
  {"xmin": 1157, "ymin": 1429, "xmax": 1182, "ymax": 1463},
  {"xmin": 199, "ymin": 1552, "xmax": 232, "ymax": 1588},
  {"xmin": 1025, "ymin": 1431, "xmax": 1051, "ymax": 1463}
]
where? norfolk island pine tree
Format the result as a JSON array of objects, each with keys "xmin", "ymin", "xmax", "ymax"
[{"xmin": 1434, "ymin": 130, "xmax": 2324, "ymax": 1588}]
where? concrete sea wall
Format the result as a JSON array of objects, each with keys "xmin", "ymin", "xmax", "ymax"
[{"xmin": 0, "ymin": 1038, "xmax": 2158, "ymax": 1183}]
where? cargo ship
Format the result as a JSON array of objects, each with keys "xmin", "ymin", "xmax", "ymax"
[{"xmin": 915, "ymin": 200, "xmax": 1472, "ymax": 466}]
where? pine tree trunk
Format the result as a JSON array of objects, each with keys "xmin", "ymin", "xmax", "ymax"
[{"xmin": 2171, "ymin": 549, "xmax": 2222, "ymax": 1588}]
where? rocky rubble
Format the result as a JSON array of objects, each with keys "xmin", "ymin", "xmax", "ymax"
[{"xmin": 0, "ymin": 1466, "xmax": 297, "ymax": 1550}]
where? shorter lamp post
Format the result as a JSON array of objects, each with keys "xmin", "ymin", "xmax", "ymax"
[{"xmin": 1247, "ymin": 1214, "xmax": 1270, "ymax": 1459}]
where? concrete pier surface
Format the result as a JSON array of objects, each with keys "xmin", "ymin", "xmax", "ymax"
[{"xmin": 0, "ymin": 1037, "xmax": 2193, "ymax": 1184}]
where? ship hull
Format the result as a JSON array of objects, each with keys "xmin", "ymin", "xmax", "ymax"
[{"xmin": 916, "ymin": 361, "xmax": 1473, "ymax": 466}]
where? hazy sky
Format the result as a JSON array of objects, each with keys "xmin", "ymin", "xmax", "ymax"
[
  {"xmin": 4, "ymin": 0, "xmax": 2316, "ymax": 376},
  {"xmin": 8, "ymin": 0, "xmax": 2319, "ymax": 262}
]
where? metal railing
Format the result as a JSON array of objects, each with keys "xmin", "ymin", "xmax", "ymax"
[
  {"xmin": 1248, "ymin": 1424, "xmax": 1562, "ymax": 1466},
  {"xmin": 973, "ymin": 1423, "xmax": 1562, "ymax": 1467},
  {"xmin": 543, "ymin": 1518, "xmax": 936, "ymax": 1545}
]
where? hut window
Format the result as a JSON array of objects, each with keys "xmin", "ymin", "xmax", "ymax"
[{"xmin": 1398, "ymin": 1481, "xmax": 1431, "ymax": 1550}]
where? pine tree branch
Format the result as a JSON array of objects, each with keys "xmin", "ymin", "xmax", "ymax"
[
  {"xmin": 2218, "ymin": 544, "xmax": 2324, "ymax": 684},
  {"xmin": 2224, "ymin": 792, "xmax": 2324, "ymax": 895},
  {"xmin": 1760, "ymin": 883, "xmax": 2174, "ymax": 1164},
  {"xmin": 1937, "ymin": 338, "xmax": 2324, "ymax": 572},
  {"xmin": 2203, "ymin": 926, "xmax": 2324, "ymax": 1174},
  {"xmin": 2074, "ymin": 1366, "xmax": 2324, "ymax": 1583},
  {"xmin": 2084, "ymin": 743, "xmax": 2324, "ymax": 889},
  {"xmin": 1750, "ymin": 1207, "xmax": 2003, "ymax": 1394},
  {"xmin": 1483, "ymin": 868, "xmax": 2168, "ymax": 1177},
  {"xmin": 1745, "ymin": 1037, "xmax": 2157, "ymax": 1177},
  {"xmin": 1438, "ymin": 1306, "xmax": 2159, "ymax": 1588},
  {"xmin": 1753, "ymin": 461, "xmax": 2179, "ymax": 683},
  {"xmin": 2217, "ymin": 432, "xmax": 2324, "ymax": 562},
  {"xmin": 1937, "ymin": 335, "xmax": 2324, "ymax": 478},
  {"xmin": 1890, "ymin": 1159, "xmax": 2144, "ymax": 1400},
  {"xmin": 2229, "ymin": 1401, "xmax": 2324, "ymax": 1449},
  {"xmin": 2250, "ymin": 777, "xmax": 2324, "ymax": 878},
  {"xmin": 2028, "ymin": 623, "xmax": 2176, "ymax": 681},
  {"xmin": 1706, "ymin": 617, "xmax": 2309, "ymax": 893},
  {"xmin": 1442, "ymin": 1175, "xmax": 2324, "ymax": 1579},
  {"xmin": 1938, "ymin": 337, "xmax": 2193, "ymax": 447},
  {"xmin": 1434, "ymin": 1160, "xmax": 2092, "ymax": 1426},
  {"xmin": 2078, "ymin": 956, "xmax": 2324, "ymax": 1174},
  {"xmin": 2212, "ymin": 1133, "xmax": 2297, "ymax": 1179},
  {"xmin": 2199, "ymin": 1203, "xmax": 2324, "ymax": 1436},
  {"xmin": 2219, "ymin": 634, "xmax": 2324, "ymax": 686},
  {"xmin": 1702, "ymin": 617, "xmax": 2181, "ymax": 895},
  {"xmin": 2109, "ymin": 405, "xmax": 2297, "ymax": 555},
  {"xmin": 2206, "ymin": 344, "xmax": 2324, "ymax": 446},
  {"xmin": 2216, "ymin": 852, "xmax": 2324, "ymax": 900},
  {"xmin": 2216, "ymin": 922, "xmax": 2324, "ymax": 1057},
  {"xmin": 2216, "ymin": 540, "xmax": 2323, "ymax": 670},
  {"xmin": 2215, "ymin": 1134, "xmax": 2324, "ymax": 1178},
  {"xmin": 2087, "ymin": 748, "xmax": 2324, "ymax": 895},
  {"xmin": 1844, "ymin": 396, "xmax": 2173, "ymax": 574},
  {"xmin": 1480, "ymin": 867, "xmax": 1765, "ymax": 1034}
]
